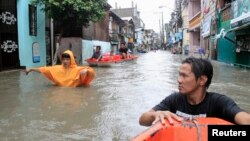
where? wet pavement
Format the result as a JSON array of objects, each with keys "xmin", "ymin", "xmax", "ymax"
[{"xmin": 0, "ymin": 50, "xmax": 250, "ymax": 141}]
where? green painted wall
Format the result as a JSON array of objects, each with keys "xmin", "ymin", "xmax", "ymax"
[
  {"xmin": 235, "ymin": 27, "xmax": 250, "ymax": 67},
  {"xmin": 217, "ymin": 3, "xmax": 250, "ymax": 67},
  {"xmin": 217, "ymin": 32, "xmax": 236, "ymax": 64},
  {"xmin": 236, "ymin": 51, "xmax": 250, "ymax": 67},
  {"xmin": 217, "ymin": 18, "xmax": 236, "ymax": 64}
]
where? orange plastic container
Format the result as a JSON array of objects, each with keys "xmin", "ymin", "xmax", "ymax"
[{"xmin": 131, "ymin": 117, "xmax": 233, "ymax": 141}]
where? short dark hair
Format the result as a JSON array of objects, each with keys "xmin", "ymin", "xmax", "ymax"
[
  {"xmin": 61, "ymin": 53, "xmax": 70, "ymax": 59},
  {"xmin": 96, "ymin": 46, "xmax": 101, "ymax": 50},
  {"xmin": 121, "ymin": 42, "xmax": 126, "ymax": 46},
  {"xmin": 182, "ymin": 57, "xmax": 213, "ymax": 88}
]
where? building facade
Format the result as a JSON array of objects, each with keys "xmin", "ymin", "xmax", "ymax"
[{"xmin": 0, "ymin": 0, "xmax": 46, "ymax": 71}]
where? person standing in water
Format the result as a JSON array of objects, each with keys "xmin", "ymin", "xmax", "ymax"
[{"xmin": 24, "ymin": 50, "xmax": 95, "ymax": 87}]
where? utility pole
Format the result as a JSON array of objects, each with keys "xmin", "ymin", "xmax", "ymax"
[
  {"xmin": 161, "ymin": 11, "xmax": 164, "ymax": 44},
  {"xmin": 158, "ymin": 6, "xmax": 165, "ymax": 46},
  {"xmin": 159, "ymin": 18, "xmax": 161, "ymax": 45}
]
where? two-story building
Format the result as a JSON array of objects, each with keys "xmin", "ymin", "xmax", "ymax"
[
  {"xmin": 111, "ymin": 2, "xmax": 144, "ymax": 52},
  {"xmin": 109, "ymin": 11, "xmax": 126, "ymax": 53}
]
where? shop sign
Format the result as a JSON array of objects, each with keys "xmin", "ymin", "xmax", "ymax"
[{"xmin": 231, "ymin": 0, "xmax": 250, "ymax": 28}]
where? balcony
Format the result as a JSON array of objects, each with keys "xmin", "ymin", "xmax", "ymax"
[{"xmin": 189, "ymin": 11, "xmax": 201, "ymax": 31}]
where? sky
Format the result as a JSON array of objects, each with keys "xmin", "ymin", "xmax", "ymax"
[{"xmin": 107, "ymin": 0, "xmax": 175, "ymax": 33}]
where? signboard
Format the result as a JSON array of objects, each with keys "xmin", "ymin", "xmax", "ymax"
[
  {"xmin": 32, "ymin": 42, "xmax": 40, "ymax": 63},
  {"xmin": 175, "ymin": 32, "xmax": 183, "ymax": 42},
  {"xmin": 231, "ymin": 0, "xmax": 250, "ymax": 28}
]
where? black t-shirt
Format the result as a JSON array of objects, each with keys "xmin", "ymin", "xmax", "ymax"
[
  {"xmin": 92, "ymin": 51, "xmax": 101, "ymax": 59},
  {"xmin": 119, "ymin": 47, "xmax": 128, "ymax": 54},
  {"xmin": 153, "ymin": 92, "xmax": 243, "ymax": 123}
]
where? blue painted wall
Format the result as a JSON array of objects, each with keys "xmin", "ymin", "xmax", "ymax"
[{"xmin": 17, "ymin": 1, "xmax": 46, "ymax": 68}]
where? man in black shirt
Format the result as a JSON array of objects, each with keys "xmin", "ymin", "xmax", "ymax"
[
  {"xmin": 119, "ymin": 42, "xmax": 128, "ymax": 59},
  {"xmin": 139, "ymin": 57, "xmax": 250, "ymax": 126},
  {"xmin": 91, "ymin": 46, "xmax": 102, "ymax": 61}
]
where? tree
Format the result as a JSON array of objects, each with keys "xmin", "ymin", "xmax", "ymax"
[{"xmin": 31, "ymin": 0, "xmax": 107, "ymax": 37}]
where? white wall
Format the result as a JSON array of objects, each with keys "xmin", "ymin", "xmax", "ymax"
[{"xmin": 82, "ymin": 40, "xmax": 111, "ymax": 64}]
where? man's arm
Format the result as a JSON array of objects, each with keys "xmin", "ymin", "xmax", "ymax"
[
  {"xmin": 139, "ymin": 109, "xmax": 183, "ymax": 126},
  {"xmin": 97, "ymin": 52, "xmax": 103, "ymax": 61},
  {"xmin": 24, "ymin": 68, "xmax": 41, "ymax": 75},
  {"xmin": 234, "ymin": 111, "xmax": 250, "ymax": 125},
  {"xmin": 80, "ymin": 69, "xmax": 88, "ymax": 81}
]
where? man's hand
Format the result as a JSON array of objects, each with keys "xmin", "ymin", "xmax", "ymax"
[
  {"xmin": 23, "ymin": 69, "xmax": 31, "ymax": 75},
  {"xmin": 152, "ymin": 111, "xmax": 183, "ymax": 125},
  {"xmin": 80, "ymin": 69, "xmax": 88, "ymax": 75},
  {"xmin": 139, "ymin": 110, "xmax": 183, "ymax": 126}
]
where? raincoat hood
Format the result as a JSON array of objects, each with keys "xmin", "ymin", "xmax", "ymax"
[{"xmin": 63, "ymin": 50, "xmax": 77, "ymax": 68}]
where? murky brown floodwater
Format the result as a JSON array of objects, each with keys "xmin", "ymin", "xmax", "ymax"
[{"xmin": 0, "ymin": 51, "xmax": 250, "ymax": 141}]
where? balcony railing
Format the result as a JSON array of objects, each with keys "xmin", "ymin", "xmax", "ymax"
[{"xmin": 189, "ymin": 11, "xmax": 201, "ymax": 30}]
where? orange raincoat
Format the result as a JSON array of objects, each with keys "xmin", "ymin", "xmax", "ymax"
[{"xmin": 38, "ymin": 50, "xmax": 95, "ymax": 87}]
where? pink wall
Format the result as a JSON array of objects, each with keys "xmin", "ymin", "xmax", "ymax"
[
  {"xmin": 188, "ymin": 1, "xmax": 201, "ymax": 19},
  {"xmin": 188, "ymin": 0, "xmax": 201, "ymax": 54},
  {"xmin": 189, "ymin": 31, "xmax": 201, "ymax": 53}
]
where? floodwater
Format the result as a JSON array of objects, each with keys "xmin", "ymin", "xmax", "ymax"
[{"xmin": 0, "ymin": 51, "xmax": 249, "ymax": 141}]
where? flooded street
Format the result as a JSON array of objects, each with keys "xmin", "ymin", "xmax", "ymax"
[{"xmin": 0, "ymin": 51, "xmax": 250, "ymax": 141}]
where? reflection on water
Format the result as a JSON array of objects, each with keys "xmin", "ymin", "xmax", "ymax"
[
  {"xmin": 210, "ymin": 61, "xmax": 250, "ymax": 112},
  {"xmin": 0, "ymin": 51, "xmax": 249, "ymax": 140}
]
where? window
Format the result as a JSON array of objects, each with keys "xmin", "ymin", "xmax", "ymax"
[{"xmin": 29, "ymin": 4, "xmax": 37, "ymax": 36}]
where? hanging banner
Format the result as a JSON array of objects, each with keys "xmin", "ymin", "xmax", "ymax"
[{"xmin": 201, "ymin": 15, "xmax": 212, "ymax": 38}]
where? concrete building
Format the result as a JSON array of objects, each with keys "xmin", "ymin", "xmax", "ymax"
[
  {"xmin": 111, "ymin": 2, "xmax": 144, "ymax": 50},
  {"xmin": 0, "ymin": 0, "xmax": 46, "ymax": 71},
  {"xmin": 200, "ymin": 0, "xmax": 217, "ymax": 59},
  {"xmin": 181, "ymin": 0, "xmax": 190, "ymax": 55}
]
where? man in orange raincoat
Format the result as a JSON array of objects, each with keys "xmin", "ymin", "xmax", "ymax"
[{"xmin": 24, "ymin": 50, "xmax": 95, "ymax": 87}]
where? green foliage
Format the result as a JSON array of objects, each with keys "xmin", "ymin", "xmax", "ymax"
[{"xmin": 31, "ymin": 0, "xmax": 107, "ymax": 26}]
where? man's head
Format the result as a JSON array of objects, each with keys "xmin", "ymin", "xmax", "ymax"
[
  {"xmin": 96, "ymin": 46, "xmax": 101, "ymax": 51},
  {"xmin": 61, "ymin": 50, "xmax": 77, "ymax": 68},
  {"xmin": 178, "ymin": 57, "xmax": 213, "ymax": 94},
  {"xmin": 121, "ymin": 42, "xmax": 126, "ymax": 48},
  {"xmin": 61, "ymin": 53, "xmax": 71, "ymax": 68}
]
